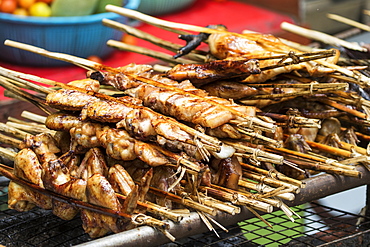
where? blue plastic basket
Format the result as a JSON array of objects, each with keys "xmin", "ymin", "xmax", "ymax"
[{"xmin": 0, "ymin": 0, "xmax": 140, "ymax": 67}]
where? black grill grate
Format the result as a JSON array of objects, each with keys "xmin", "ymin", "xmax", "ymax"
[
  {"xmin": 160, "ymin": 202, "xmax": 370, "ymax": 247},
  {"xmin": 1, "ymin": 179, "xmax": 370, "ymax": 247}
]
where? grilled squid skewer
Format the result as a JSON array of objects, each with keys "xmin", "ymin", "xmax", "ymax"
[{"xmin": 44, "ymin": 79, "xmax": 234, "ymax": 160}]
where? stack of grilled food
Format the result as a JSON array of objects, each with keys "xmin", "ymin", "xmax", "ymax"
[{"xmin": 1, "ymin": 6, "xmax": 370, "ymax": 241}]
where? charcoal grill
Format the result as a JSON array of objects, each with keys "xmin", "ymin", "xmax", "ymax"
[{"xmin": 1, "ymin": 164, "xmax": 370, "ymax": 247}]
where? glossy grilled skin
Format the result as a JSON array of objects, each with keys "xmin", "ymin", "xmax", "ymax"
[
  {"xmin": 166, "ymin": 58, "xmax": 261, "ymax": 85},
  {"xmin": 46, "ymin": 113, "xmax": 173, "ymax": 166},
  {"xmin": 96, "ymin": 64, "xmax": 256, "ymax": 130},
  {"xmin": 207, "ymin": 31, "xmax": 340, "ymax": 83},
  {"xmin": 81, "ymin": 174, "xmax": 129, "ymax": 238},
  {"xmin": 201, "ymin": 81, "xmax": 258, "ymax": 100},
  {"xmin": 8, "ymin": 148, "xmax": 53, "ymax": 211}
]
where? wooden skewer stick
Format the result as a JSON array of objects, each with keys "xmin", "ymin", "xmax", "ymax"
[
  {"xmin": 242, "ymin": 170, "xmax": 300, "ymax": 194},
  {"xmin": 238, "ymin": 179, "xmax": 295, "ymax": 201},
  {"xmin": 107, "ymin": 40, "xmax": 195, "ymax": 65},
  {"xmin": 267, "ymin": 147, "xmax": 362, "ymax": 177},
  {"xmin": 6, "ymin": 121, "xmax": 55, "ymax": 136},
  {"xmin": 103, "ymin": 19, "xmax": 207, "ymax": 62},
  {"xmin": 115, "ymin": 193, "xmax": 183, "ymax": 222},
  {"xmin": 201, "ymin": 185, "xmax": 273, "ymax": 213},
  {"xmin": 240, "ymin": 162, "xmax": 305, "ymax": 188},
  {"xmin": 243, "ymin": 88, "xmax": 347, "ymax": 100},
  {"xmin": 223, "ymin": 140, "xmax": 284, "ymax": 164},
  {"xmin": 0, "ymin": 122, "xmax": 28, "ymax": 140},
  {"xmin": 0, "ymin": 132, "xmax": 22, "ymax": 148},
  {"xmin": 196, "ymin": 195, "xmax": 241, "ymax": 215},
  {"xmin": 317, "ymin": 60, "xmax": 370, "ymax": 88},
  {"xmin": 281, "ymin": 21, "xmax": 366, "ymax": 52},
  {"xmin": 0, "ymin": 147, "xmax": 17, "ymax": 161},
  {"xmin": 21, "ymin": 111, "xmax": 47, "ymax": 124},
  {"xmin": 247, "ymin": 82, "xmax": 348, "ymax": 89},
  {"xmin": 105, "ymin": 5, "xmax": 224, "ymax": 35},
  {"xmin": 327, "ymin": 13, "xmax": 370, "ymax": 32},
  {"xmin": 315, "ymin": 97, "xmax": 367, "ymax": 119},
  {"xmin": 147, "ymin": 185, "xmax": 217, "ymax": 216},
  {"xmin": 285, "ymin": 157, "xmax": 361, "ymax": 178},
  {"xmin": 305, "ymin": 139, "xmax": 354, "ymax": 158},
  {"xmin": 316, "ymin": 134, "xmax": 367, "ymax": 156}
]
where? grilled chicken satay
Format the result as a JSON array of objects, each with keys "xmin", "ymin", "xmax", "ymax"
[
  {"xmin": 24, "ymin": 133, "xmax": 87, "ymax": 220},
  {"xmin": 81, "ymin": 173, "xmax": 138, "ymax": 238},
  {"xmin": 108, "ymin": 164, "xmax": 136, "ymax": 196},
  {"xmin": 124, "ymin": 163, "xmax": 180, "ymax": 210},
  {"xmin": 221, "ymin": 33, "xmax": 339, "ymax": 83},
  {"xmin": 76, "ymin": 148, "xmax": 109, "ymax": 180},
  {"xmin": 42, "ymin": 159, "xmax": 87, "ymax": 220},
  {"xmin": 9, "ymin": 134, "xmax": 61, "ymax": 212},
  {"xmin": 8, "ymin": 148, "xmax": 53, "ymax": 211}
]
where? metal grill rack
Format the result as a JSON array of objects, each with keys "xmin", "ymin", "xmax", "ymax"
[
  {"xmin": 2, "ymin": 176, "xmax": 370, "ymax": 247},
  {"xmin": 160, "ymin": 202, "xmax": 370, "ymax": 247}
]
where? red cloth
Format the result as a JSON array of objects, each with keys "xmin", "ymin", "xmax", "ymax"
[{"xmin": 0, "ymin": 0, "xmax": 293, "ymax": 101}]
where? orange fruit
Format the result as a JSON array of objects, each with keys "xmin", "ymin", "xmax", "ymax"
[
  {"xmin": 18, "ymin": 0, "xmax": 35, "ymax": 9},
  {"xmin": 87, "ymin": 55, "xmax": 103, "ymax": 64},
  {"xmin": 29, "ymin": 1, "xmax": 51, "ymax": 16},
  {"xmin": 13, "ymin": 7, "xmax": 28, "ymax": 15},
  {"xmin": 0, "ymin": 0, "xmax": 17, "ymax": 13},
  {"xmin": 38, "ymin": 0, "xmax": 53, "ymax": 3}
]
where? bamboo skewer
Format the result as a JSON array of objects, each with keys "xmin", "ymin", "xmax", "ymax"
[
  {"xmin": 0, "ymin": 122, "xmax": 29, "ymax": 140},
  {"xmin": 21, "ymin": 111, "xmax": 47, "ymax": 124},
  {"xmin": 246, "ymin": 82, "xmax": 348, "ymax": 89},
  {"xmin": 201, "ymin": 185, "xmax": 273, "ymax": 213},
  {"xmin": 241, "ymin": 170, "xmax": 300, "ymax": 194},
  {"xmin": 105, "ymin": 5, "xmax": 226, "ymax": 35},
  {"xmin": 103, "ymin": 19, "xmax": 207, "ymax": 62},
  {"xmin": 223, "ymin": 140, "xmax": 284, "ymax": 164},
  {"xmin": 280, "ymin": 22, "xmax": 366, "ymax": 52},
  {"xmin": 305, "ymin": 139, "xmax": 353, "ymax": 158},
  {"xmin": 315, "ymin": 97, "xmax": 367, "ymax": 119},
  {"xmin": 107, "ymin": 40, "xmax": 194, "ymax": 65},
  {"xmin": 267, "ymin": 147, "xmax": 362, "ymax": 177},
  {"xmin": 284, "ymin": 157, "xmax": 361, "ymax": 178},
  {"xmin": 315, "ymin": 134, "xmax": 367, "ymax": 156},
  {"xmin": 115, "ymin": 193, "xmax": 184, "ymax": 222},
  {"xmin": 147, "ymin": 185, "xmax": 217, "ymax": 216},
  {"xmin": 327, "ymin": 13, "xmax": 370, "ymax": 32},
  {"xmin": 195, "ymin": 195, "xmax": 241, "ymax": 215},
  {"xmin": 242, "ymin": 88, "xmax": 346, "ymax": 100},
  {"xmin": 240, "ymin": 162, "xmax": 305, "ymax": 188},
  {"xmin": 256, "ymin": 112, "xmax": 321, "ymax": 129},
  {"xmin": 237, "ymin": 179, "xmax": 295, "ymax": 201}
]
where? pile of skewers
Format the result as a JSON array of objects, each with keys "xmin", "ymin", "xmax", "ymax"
[{"xmin": 1, "ymin": 5, "xmax": 370, "ymax": 241}]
